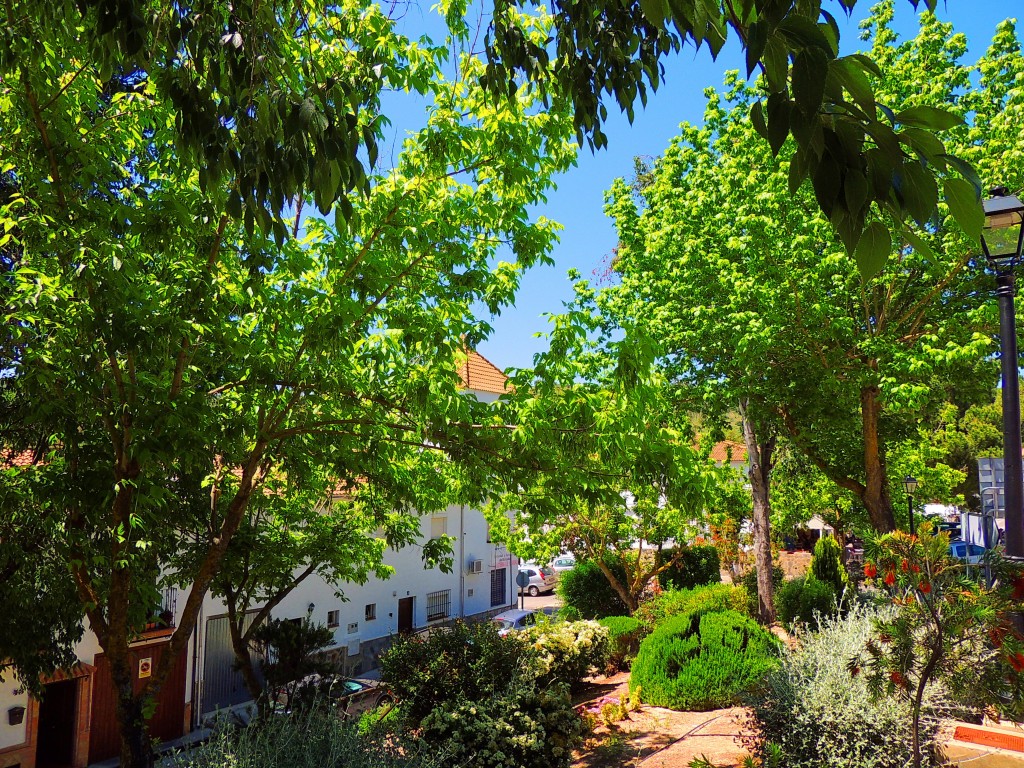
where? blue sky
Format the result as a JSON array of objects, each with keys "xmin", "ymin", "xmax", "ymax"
[{"xmin": 390, "ymin": 2, "xmax": 1019, "ymax": 372}]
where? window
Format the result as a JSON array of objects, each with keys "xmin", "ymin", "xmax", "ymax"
[
  {"xmin": 490, "ymin": 568, "xmax": 507, "ymax": 608},
  {"xmin": 426, "ymin": 589, "xmax": 451, "ymax": 622},
  {"xmin": 346, "ymin": 621, "xmax": 359, "ymax": 635},
  {"xmin": 430, "ymin": 516, "xmax": 447, "ymax": 540},
  {"xmin": 327, "ymin": 610, "xmax": 340, "ymax": 628},
  {"xmin": 365, "ymin": 603, "xmax": 377, "ymax": 621}
]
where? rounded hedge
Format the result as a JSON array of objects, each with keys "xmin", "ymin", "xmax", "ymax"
[
  {"xmin": 634, "ymin": 583, "xmax": 748, "ymax": 632},
  {"xmin": 775, "ymin": 576, "xmax": 837, "ymax": 629},
  {"xmin": 630, "ymin": 610, "xmax": 779, "ymax": 711},
  {"xmin": 598, "ymin": 615, "xmax": 643, "ymax": 670},
  {"xmin": 557, "ymin": 558, "xmax": 628, "ymax": 619}
]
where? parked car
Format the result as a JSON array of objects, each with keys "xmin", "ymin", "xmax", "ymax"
[
  {"xmin": 949, "ymin": 539, "xmax": 987, "ymax": 565},
  {"xmin": 550, "ymin": 554, "xmax": 577, "ymax": 572},
  {"xmin": 518, "ymin": 564, "xmax": 558, "ymax": 596},
  {"xmin": 492, "ymin": 608, "xmax": 538, "ymax": 636},
  {"xmin": 272, "ymin": 675, "xmax": 394, "ymax": 719}
]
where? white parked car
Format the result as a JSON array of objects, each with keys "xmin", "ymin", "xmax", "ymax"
[
  {"xmin": 550, "ymin": 554, "xmax": 577, "ymax": 572},
  {"xmin": 492, "ymin": 609, "xmax": 538, "ymax": 637},
  {"xmin": 949, "ymin": 539, "xmax": 986, "ymax": 565},
  {"xmin": 518, "ymin": 564, "xmax": 558, "ymax": 596}
]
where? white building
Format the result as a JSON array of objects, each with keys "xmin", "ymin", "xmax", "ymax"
[{"xmin": 0, "ymin": 351, "xmax": 517, "ymax": 768}]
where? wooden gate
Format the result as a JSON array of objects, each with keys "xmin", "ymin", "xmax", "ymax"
[{"xmin": 88, "ymin": 642, "xmax": 187, "ymax": 763}]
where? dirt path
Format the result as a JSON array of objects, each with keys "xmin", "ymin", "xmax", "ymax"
[{"xmin": 573, "ymin": 675, "xmax": 755, "ymax": 768}]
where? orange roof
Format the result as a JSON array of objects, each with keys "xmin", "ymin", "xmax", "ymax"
[
  {"xmin": 457, "ymin": 349, "xmax": 508, "ymax": 395},
  {"xmin": 2, "ymin": 449, "xmax": 38, "ymax": 468},
  {"xmin": 709, "ymin": 440, "xmax": 747, "ymax": 463}
]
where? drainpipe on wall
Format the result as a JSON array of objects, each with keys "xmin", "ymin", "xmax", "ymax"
[{"xmin": 459, "ymin": 504, "xmax": 466, "ymax": 619}]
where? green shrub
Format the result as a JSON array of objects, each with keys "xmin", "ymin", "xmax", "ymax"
[
  {"xmin": 741, "ymin": 564, "xmax": 785, "ymax": 616},
  {"xmin": 751, "ymin": 604, "xmax": 957, "ymax": 768},
  {"xmin": 635, "ymin": 584, "xmax": 748, "ymax": 632},
  {"xmin": 598, "ymin": 615, "xmax": 643, "ymax": 669},
  {"xmin": 523, "ymin": 620, "xmax": 611, "ymax": 689},
  {"xmin": 557, "ymin": 558, "xmax": 628, "ymax": 619},
  {"xmin": 810, "ymin": 535, "xmax": 850, "ymax": 601},
  {"xmin": 379, "ymin": 620, "xmax": 586, "ymax": 768},
  {"xmin": 419, "ymin": 680, "xmax": 582, "ymax": 768},
  {"xmin": 180, "ymin": 708, "xmax": 434, "ymax": 768},
  {"xmin": 775, "ymin": 576, "xmax": 837, "ymax": 629},
  {"xmin": 380, "ymin": 620, "xmax": 531, "ymax": 724},
  {"xmin": 630, "ymin": 610, "xmax": 779, "ymax": 711},
  {"xmin": 656, "ymin": 545, "xmax": 721, "ymax": 590}
]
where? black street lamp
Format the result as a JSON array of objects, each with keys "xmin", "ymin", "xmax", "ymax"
[
  {"xmin": 903, "ymin": 475, "xmax": 918, "ymax": 535},
  {"xmin": 981, "ymin": 187, "xmax": 1024, "ymax": 559}
]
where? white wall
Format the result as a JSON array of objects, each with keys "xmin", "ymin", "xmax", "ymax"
[{"xmin": 0, "ymin": 674, "xmax": 28, "ymax": 749}]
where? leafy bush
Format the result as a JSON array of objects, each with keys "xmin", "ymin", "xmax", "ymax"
[
  {"xmin": 775, "ymin": 576, "xmax": 837, "ymax": 629},
  {"xmin": 751, "ymin": 604, "xmax": 956, "ymax": 768},
  {"xmin": 811, "ymin": 535, "xmax": 850, "ymax": 601},
  {"xmin": 380, "ymin": 620, "xmax": 586, "ymax": 768},
  {"xmin": 523, "ymin": 620, "xmax": 611, "ymax": 689},
  {"xmin": 635, "ymin": 584, "xmax": 748, "ymax": 632},
  {"xmin": 598, "ymin": 615, "xmax": 643, "ymax": 670},
  {"xmin": 630, "ymin": 610, "xmax": 779, "ymax": 711},
  {"xmin": 558, "ymin": 558, "xmax": 628, "ymax": 619},
  {"xmin": 419, "ymin": 680, "xmax": 582, "ymax": 768},
  {"xmin": 741, "ymin": 564, "xmax": 785, "ymax": 616},
  {"xmin": 380, "ymin": 620, "xmax": 530, "ymax": 724},
  {"xmin": 656, "ymin": 545, "xmax": 721, "ymax": 590},
  {"xmin": 179, "ymin": 708, "xmax": 435, "ymax": 768}
]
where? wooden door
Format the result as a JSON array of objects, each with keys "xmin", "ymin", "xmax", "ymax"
[
  {"xmin": 88, "ymin": 643, "xmax": 187, "ymax": 763},
  {"xmin": 397, "ymin": 597, "xmax": 415, "ymax": 634},
  {"xmin": 36, "ymin": 679, "xmax": 77, "ymax": 768}
]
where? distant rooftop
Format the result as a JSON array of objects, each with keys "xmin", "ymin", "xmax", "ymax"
[{"xmin": 457, "ymin": 349, "xmax": 508, "ymax": 395}]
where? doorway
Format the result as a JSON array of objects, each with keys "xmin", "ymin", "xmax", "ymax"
[
  {"xmin": 397, "ymin": 597, "xmax": 415, "ymax": 634},
  {"xmin": 36, "ymin": 679, "xmax": 77, "ymax": 768}
]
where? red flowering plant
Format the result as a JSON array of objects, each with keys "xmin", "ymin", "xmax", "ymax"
[{"xmin": 851, "ymin": 523, "xmax": 1022, "ymax": 768}]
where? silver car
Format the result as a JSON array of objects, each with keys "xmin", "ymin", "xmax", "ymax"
[{"xmin": 518, "ymin": 564, "xmax": 558, "ymax": 596}]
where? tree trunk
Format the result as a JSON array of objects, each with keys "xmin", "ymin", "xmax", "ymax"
[
  {"xmin": 107, "ymin": 648, "xmax": 153, "ymax": 768},
  {"xmin": 861, "ymin": 385, "xmax": 896, "ymax": 532},
  {"xmin": 740, "ymin": 399, "xmax": 777, "ymax": 625},
  {"xmin": 228, "ymin": 608, "xmax": 264, "ymax": 702},
  {"xmin": 596, "ymin": 558, "xmax": 639, "ymax": 614}
]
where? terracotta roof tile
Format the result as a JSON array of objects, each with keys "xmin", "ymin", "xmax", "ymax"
[
  {"xmin": 709, "ymin": 440, "xmax": 747, "ymax": 463},
  {"xmin": 1, "ymin": 449, "xmax": 38, "ymax": 468},
  {"xmin": 457, "ymin": 349, "xmax": 508, "ymax": 395}
]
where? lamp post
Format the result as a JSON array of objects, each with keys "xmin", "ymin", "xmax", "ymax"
[
  {"xmin": 903, "ymin": 475, "xmax": 918, "ymax": 536},
  {"xmin": 981, "ymin": 188, "xmax": 1024, "ymax": 559}
]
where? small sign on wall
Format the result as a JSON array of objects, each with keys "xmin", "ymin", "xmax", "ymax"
[{"xmin": 138, "ymin": 657, "xmax": 152, "ymax": 679}]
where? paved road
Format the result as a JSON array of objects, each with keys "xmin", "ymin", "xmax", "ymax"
[{"xmin": 516, "ymin": 591, "xmax": 563, "ymax": 612}]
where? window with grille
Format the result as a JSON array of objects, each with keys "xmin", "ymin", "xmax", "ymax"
[
  {"xmin": 490, "ymin": 568, "xmax": 507, "ymax": 607},
  {"xmin": 429, "ymin": 516, "xmax": 447, "ymax": 540},
  {"xmin": 426, "ymin": 589, "xmax": 451, "ymax": 622},
  {"xmin": 327, "ymin": 610, "xmax": 340, "ymax": 628},
  {"xmin": 365, "ymin": 603, "xmax": 376, "ymax": 621}
]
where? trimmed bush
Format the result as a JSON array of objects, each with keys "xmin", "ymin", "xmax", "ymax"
[
  {"xmin": 751, "ymin": 603, "xmax": 957, "ymax": 768},
  {"xmin": 775, "ymin": 576, "xmax": 837, "ymax": 629},
  {"xmin": 741, "ymin": 564, "xmax": 785, "ymax": 616},
  {"xmin": 598, "ymin": 615, "xmax": 643, "ymax": 669},
  {"xmin": 523, "ymin": 620, "xmax": 610, "ymax": 689},
  {"xmin": 635, "ymin": 583, "xmax": 748, "ymax": 632},
  {"xmin": 656, "ymin": 545, "xmax": 721, "ymax": 590},
  {"xmin": 557, "ymin": 558, "xmax": 628, "ymax": 619},
  {"xmin": 811, "ymin": 535, "xmax": 850, "ymax": 601},
  {"xmin": 630, "ymin": 610, "xmax": 779, "ymax": 711}
]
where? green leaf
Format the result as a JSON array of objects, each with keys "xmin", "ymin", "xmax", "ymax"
[
  {"xmin": 895, "ymin": 105, "xmax": 964, "ymax": 132},
  {"xmin": 903, "ymin": 227, "xmax": 937, "ymax": 262},
  {"xmin": 943, "ymin": 178, "xmax": 983, "ymax": 242},
  {"xmin": 639, "ymin": 0, "xmax": 668, "ymax": 28},
  {"xmin": 793, "ymin": 48, "xmax": 828, "ymax": 117},
  {"xmin": 854, "ymin": 221, "xmax": 892, "ymax": 280}
]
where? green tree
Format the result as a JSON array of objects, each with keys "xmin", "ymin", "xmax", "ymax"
[
  {"xmin": 486, "ymin": 284, "xmax": 721, "ymax": 614},
  {"xmin": 0, "ymin": 5, "xmax": 576, "ymax": 765},
  {"xmin": 485, "ymin": 0, "xmax": 985, "ymax": 262},
  {"xmin": 602, "ymin": 10, "xmax": 1015, "ymax": 538}
]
